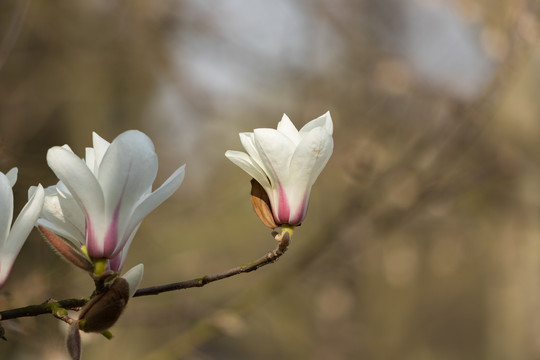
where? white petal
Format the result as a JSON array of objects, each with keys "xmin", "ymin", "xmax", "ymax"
[
  {"xmin": 253, "ymin": 128, "xmax": 296, "ymax": 185},
  {"xmin": 37, "ymin": 185, "xmax": 85, "ymax": 246},
  {"xmin": 109, "ymin": 223, "xmax": 140, "ymax": 272},
  {"xmin": 285, "ymin": 127, "xmax": 334, "ymax": 216},
  {"xmin": 97, "ymin": 131, "xmax": 158, "ymax": 228},
  {"xmin": 276, "ymin": 114, "xmax": 301, "ymax": 145},
  {"xmin": 0, "ymin": 185, "xmax": 44, "ymax": 287},
  {"xmin": 239, "ymin": 132, "xmax": 268, "ymax": 174},
  {"xmin": 60, "ymin": 144, "xmax": 75, "ymax": 155},
  {"xmin": 121, "ymin": 165, "xmax": 186, "ymax": 251},
  {"xmin": 56, "ymin": 189, "xmax": 86, "ymax": 236},
  {"xmin": 47, "ymin": 146, "xmax": 105, "ymax": 226},
  {"xmin": 36, "ymin": 218, "xmax": 82, "ymax": 247},
  {"xmin": 122, "ymin": 263, "xmax": 144, "ymax": 298},
  {"xmin": 5, "ymin": 168, "xmax": 17, "ymax": 187},
  {"xmin": 285, "ymin": 127, "xmax": 333, "ymax": 224},
  {"xmin": 289, "ymin": 126, "xmax": 334, "ymax": 189},
  {"xmin": 299, "ymin": 111, "xmax": 333, "ymax": 137},
  {"xmin": 92, "ymin": 132, "xmax": 110, "ymax": 170},
  {"xmin": 54, "ymin": 181, "xmax": 68, "ymax": 194},
  {"xmin": 225, "ymin": 151, "xmax": 270, "ymax": 188},
  {"xmin": 85, "ymin": 148, "xmax": 96, "ymax": 173},
  {"xmin": 0, "ymin": 174, "xmax": 13, "ymax": 249},
  {"xmin": 27, "ymin": 185, "xmax": 37, "ymax": 200},
  {"xmin": 8, "ymin": 185, "xmax": 44, "ymax": 248}
]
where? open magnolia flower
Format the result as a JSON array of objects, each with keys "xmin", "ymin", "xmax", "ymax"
[
  {"xmin": 0, "ymin": 168, "xmax": 44, "ymax": 288},
  {"xmin": 33, "ymin": 130, "xmax": 185, "ymax": 273},
  {"xmin": 225, "ymin": 111, "xmax": 333, "ymax": 228}
]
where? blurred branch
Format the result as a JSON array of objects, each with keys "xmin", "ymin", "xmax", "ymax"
[{"xmin": 0, "ymin": 232, "xmax": 290, "ymax": 324}]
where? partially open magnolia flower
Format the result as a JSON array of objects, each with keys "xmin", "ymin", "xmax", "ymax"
[
  {"xmin": 225, "ymin": 112, "xmax": 333, "ymax": 228},
  {"xmin": 33, "ymin": 130, "xmax": 185, "ymax": 272},
  {"xmin": 0, "ymin": 168, "xmax": 44, "ymax": 288}
]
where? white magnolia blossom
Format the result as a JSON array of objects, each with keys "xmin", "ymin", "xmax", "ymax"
[
  {"xmin": 0, "ymin": 168, "xmax": 44, "ymax": 288},
  {"xmin": 225, "ymin": 111, "xmax": 333, "ymax": 227},
  {"xmin": 34, "ymin": 130, "xmax": 185, "ymax": 272}
]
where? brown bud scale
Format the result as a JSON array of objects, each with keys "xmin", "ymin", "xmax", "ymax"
[
  {"xmin": 250, "ymin": 179, "xmax": 278, "ymax": 229},
  {"xmin": 78, "ymin": 277, "xmax": 130, "ymax": 333}
]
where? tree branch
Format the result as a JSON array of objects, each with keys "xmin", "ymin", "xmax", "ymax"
[
  {"xmin": 0, "ymin": 232, "xmax": 290, "ymax": 322},
  {"xmin": 0, "ymin": 298, "xmax": 87, "ymax": 321}
]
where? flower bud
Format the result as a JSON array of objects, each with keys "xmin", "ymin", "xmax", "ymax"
[
  {"xmin": 78, "ymin": 277, "xmax": 130, "ymax": 333},
  {"xmin": 226, "ymin": 112, "xmax": 333, "ymax": 228}
]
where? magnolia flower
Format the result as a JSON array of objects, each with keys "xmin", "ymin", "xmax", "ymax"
[
  {"xmin": 34, "ymin": 130, "xmax": 185, "ymax": 272},
  {"xmin": 225, "ymin": 112, "xmax": 333, "ymax": 228},
  {"xmin": 0, "ymin": 168, "xmax": 44, "ymax": 288}
]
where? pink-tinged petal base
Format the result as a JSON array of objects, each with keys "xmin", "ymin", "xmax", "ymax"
[
  {"xmin": 275, "ymin": 183, "xmax": 290, "ymax": 224},
  {"xmin": 103, "ymin": 201, "xmax": 121, "ymax": 257},
  {"xmin": 108, "ymin": 252, "xmax": 123, "ymax": 273},
  {"xmin": 85, "ymin": 218, "xmax": 97, "ymax": 256},
  {"xmin": 85, "ymin": 198, "xmax": 122, "ymax": 259},
  {"xmin": 272, "ymin": 185, "xmax": 309, "ymax": 226}
]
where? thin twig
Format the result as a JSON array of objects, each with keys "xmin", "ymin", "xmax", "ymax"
[{"xmin": 0, "ymin": 233, "xmax": 290, "ymax": 321}]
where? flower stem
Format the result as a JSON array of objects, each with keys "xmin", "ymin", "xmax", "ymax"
[
  {"xmin": 93, "ymin": 259, "xmax": 108, "ymax": 277},
  {"xmin": 280, "ymin": 224, "xmax": 294, "ymax": 240}
]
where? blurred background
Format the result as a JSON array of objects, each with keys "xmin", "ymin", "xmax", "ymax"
[{"xmin": 0, "ymin": 0, "xmax": 539, "ymax": 359}]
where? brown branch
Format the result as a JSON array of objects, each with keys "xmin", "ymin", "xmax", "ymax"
[{"xmin": 0, "ymin": 232, "xmax": 290, "ymax": 322}]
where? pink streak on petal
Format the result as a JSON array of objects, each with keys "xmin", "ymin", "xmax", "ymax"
[
  {"xmin": 102, "ymin": 200, "xmax": 122, "ymax": 258},
  {"xmin": 274, "ymin": 182, "xmax": 290, "ymax": 224},
  {"xmin": 86, "ymin": 217, "xmax": 100, "ymax": 257},
  {"xmin": 109, "ymin": 251, "xmax": 122, "ymax": 272}
]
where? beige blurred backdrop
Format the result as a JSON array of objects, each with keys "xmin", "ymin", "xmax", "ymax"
[{"xmin": 0, "ymin": 0, "xmax": 539, "ymax": 359}]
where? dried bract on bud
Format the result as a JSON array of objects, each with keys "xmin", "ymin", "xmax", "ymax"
[
  {"xmin": 250, "ymin": 179, "xmax": 278, "ymax": 229},
  {"xmin": 38, "ymin": 226, "xmax": 93, "ymax": 271}
]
